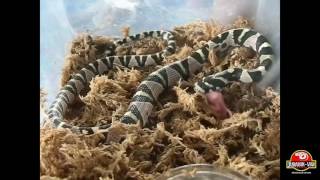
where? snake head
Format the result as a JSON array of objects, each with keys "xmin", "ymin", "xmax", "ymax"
[{"xmin": 205, "ymin": 90, "xmax": 232, "ymax": 120}]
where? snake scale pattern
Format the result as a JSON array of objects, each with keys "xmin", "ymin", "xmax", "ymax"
[{"xmin": 47, "ymin": 28, "xmax": 274, "ymax": 135}]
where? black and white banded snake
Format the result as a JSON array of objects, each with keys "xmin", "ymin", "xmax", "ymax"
[{"xmin": 47, "ymin": 28, "xmax": 274, "ymax": 135}]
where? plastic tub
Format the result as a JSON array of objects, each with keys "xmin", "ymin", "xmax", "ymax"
[
  {"xmin": 156, "ymin": 164, "xmax": 250, "ymax": 180},
  {"xmin": 40, "ymin": 0, "xmax": 280, "ymax": 123}
]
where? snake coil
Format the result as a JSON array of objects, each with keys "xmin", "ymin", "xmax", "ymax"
[{"xmin": 48, "ymin": 28, "xmax": 274, "ymax": 135}]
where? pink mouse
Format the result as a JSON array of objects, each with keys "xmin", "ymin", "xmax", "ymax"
[{"xmin": 205, "ymin": 90, "xmax": 232, "ymax": 120}]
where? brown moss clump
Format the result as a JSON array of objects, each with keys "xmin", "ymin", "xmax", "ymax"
[{"xmin": 41, "ymin": 17, "xmax": 280, "ymax": 180}]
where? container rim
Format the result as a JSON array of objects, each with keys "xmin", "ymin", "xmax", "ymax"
[{"xmin": 156, "ymin": 163, "xmax": 251, "ymax": 180}]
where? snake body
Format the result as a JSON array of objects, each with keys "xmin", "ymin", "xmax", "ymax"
[{"xmin": 48, "ymin": 28, "xmax": 274, "ymax": 135}]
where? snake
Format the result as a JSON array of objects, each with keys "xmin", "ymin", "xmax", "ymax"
[{"xmin": 47, "ymin": 28, "xmax": 274, "ymax": 135}]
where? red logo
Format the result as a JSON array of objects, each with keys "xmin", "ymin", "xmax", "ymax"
[{"xmin": 286, "ymin": 150, "xmax": 317, "ymax": 172}]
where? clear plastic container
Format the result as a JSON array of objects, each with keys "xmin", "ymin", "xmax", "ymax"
[
  {"xmin": 157, "ymin": 164, "xmax": 250, "ymax": 180},
  {"xmin": 40, "ymin": 0, "xmax": 280, "ymax": 123}
]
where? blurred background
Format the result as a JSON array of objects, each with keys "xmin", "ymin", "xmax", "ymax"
[{"xmin": 40, "ymin": 0, "xmax": 280, "ymax": 122}]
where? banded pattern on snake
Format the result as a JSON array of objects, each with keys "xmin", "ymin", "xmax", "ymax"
[{"xmin": 47, "ymin": 28, "xmax": 274, "ymax": 135}]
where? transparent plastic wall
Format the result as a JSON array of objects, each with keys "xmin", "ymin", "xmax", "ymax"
[{"xmin": 40, "ymin": 0, "xmax": 280, "ymax": 121}]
